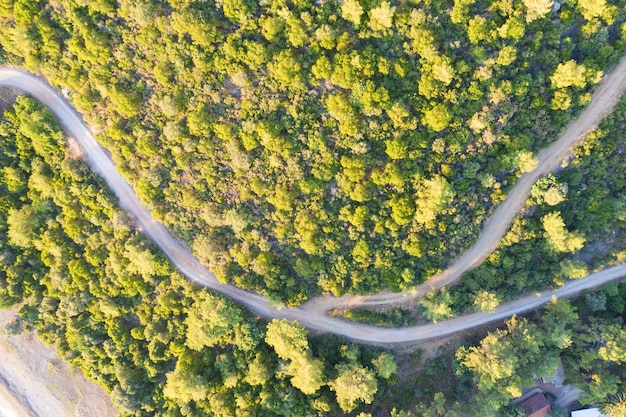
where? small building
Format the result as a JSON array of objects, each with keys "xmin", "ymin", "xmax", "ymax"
[
  {"xmin": 571, "ymin": 408, "xmax": 608, "ymax": 417},
  {"xmin": 518, "ymin": 393, "xmax": 551, "ymax": 417}
]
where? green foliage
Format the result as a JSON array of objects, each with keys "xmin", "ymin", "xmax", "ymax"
[
  {"xmin": 542, "ymin": 211, "xmax": 586, "ymax": 253},
  {"xmin": 222, "ymin": 0, "xmax": 256, "ymax": 22},
  {"xmin": 455, "ymin": 296, "xmax": 623, "ymax": 411},
  {"xmin": 498, "ymin": 403, "xmax": 526, "ymax": 417},
  {"xmin": 1, "ymin": 0, "xmax": 622, "ymax": 305},
  {"xmin": 265, "ymin": 319, "xmax": 310, "ymax": 359},
  {"xmin": 372, "ymin": 352, "xmax": 397, "ymax": 379},
  {"xmin": 473, "ymin": 291, "xmax": 500, "ymax": 313},
  {"xmin": 551, "ymin": 60, "xmax": 588, "ymax": 89},
  {"xmin": 1, "ymin": 7, "xmax": 625, "ymax": 416},
  {"xmin": 523, "ymin": 0, "xmax": 553, "ymax": 22},
  {"xmin": 342, "ymin": 308, "xmax": 417, "ymax": 327},
  {"xmin": 6, "ymin": 205, "xmax": 39, "ymax": 248},
  {"xmin": 577, "ymin": 0, "xmax": 617, "ymax": 21},
  {"xmin": 331, "ymin": 362, "xmax": 378, "ymax": 412},
  {"xmin": 368, "ymin": 1, "xmax": 395, "ymax": 32},
  {"xmin": 421, "ymin": 103, "xmax": 451, "ymax": 132},
  {"xmin": 447, "ymin": 294, "xmax": 625, "ymax": 412},
  {"xmin": 0, "ymin": 98, "xmax": 398, "ymax": 417},
  {"xmin": 415, "ymin": 175, "xmax": 455, "ymax": 226},
  {"xmin": 585, "ymin": 290, "xmax": 607, "ymax": 312},
  {"xmin": 602, "ymin": 392, "xmax": 626, "ymax": 417},
  {"xmin": 531, "ymin": 175, "xmax": 568, "ymax": 206},
  {"xmin": 185, "ymin": 292, "xmax": 246, "ymax": 350},
  {"xmin": 342, "ymin": 0, "xmax": 364, "ymax": 25},
  {"xmin": 421, "ymin": 289, "xmax": 454, "ymax": 323},
  {"xmin": 447, "ymin": 94, "xmax": 626, "ymax": 319},
  {"xmin": 0, "ymin": 317, "xmax": 22, "ymax": 336},
  {"xmin": 456, "ymin": 315, "xmax": 561, "ymax": 404}
]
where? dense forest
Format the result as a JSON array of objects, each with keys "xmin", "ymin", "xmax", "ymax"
[
  {"xmin": 0, "ymin": 97, "xmax": 623, "ymax": 417},
  {"xmin": 1, "ymin": 0, "xmax": 626, "ymax": 415},
  {"xmin": 399, "ymin": 92, "xmax": 626, "ymax": 323},
  {"xmin": 0, "ymin": 96, "xmax": 398, "ymax": 416},
  {"xmin": 1, "ymin": 0, "xmax": 626, "ymax": 304}
]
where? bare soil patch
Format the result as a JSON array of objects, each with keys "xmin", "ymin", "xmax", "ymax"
[
  {"xmin": 0, "ymin": 309, "xmax": 118, "ymax": 417},
  {"xmin": 0, "ymin": 85, "xmax": 20, "ymax": 115}
]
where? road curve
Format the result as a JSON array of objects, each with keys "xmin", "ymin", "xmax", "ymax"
[
  {"xmin": 1, "ymin": 65, "xmax": 625, "ymax": 345},
  {"xmin": 301, "ymin": 54, "xmax": 626, "ymax": 313}
]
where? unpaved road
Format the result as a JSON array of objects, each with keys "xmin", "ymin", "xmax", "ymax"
[
  {"xmin": 1, "ymin": 56, "xmax": 626, "ymax": 345},
  {"xmin": 303, "ymin": 55, "xmax": 626, "ymax": 312}
]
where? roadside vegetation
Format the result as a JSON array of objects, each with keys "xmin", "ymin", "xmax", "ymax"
[
  {"xmin": 412, "ymin": 93, "xmax": 626, "ymax": 322},
  {"xmin": 381, "ymin": 290, "xmax": 626, "ymax": 416},
  {"xmin": 1, "ymin": 0, "xmax": 626, "ymax": 305},
  {"xmin": 1, "ymin": 0, "xmax": 626, "ymax": 415},
  {"xmin": 0, "ymin": 96, "xmax": 398, "ymax": 416},
  {"xmin": 335, "ymin": 307, "xmax": 418, "ymax": 327}
]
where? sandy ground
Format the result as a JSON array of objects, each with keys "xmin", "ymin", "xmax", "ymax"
[
  {"xmin": 0, "ymin": 382, "xmax": 32, "ymax": 417},
  {"xmin": 0, "ymin": 309, "xmax": 118, "ymax": 417}
]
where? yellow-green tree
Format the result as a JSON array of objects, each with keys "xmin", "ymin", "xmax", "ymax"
[
  {"xmin": 551, "ymin": 60, "xmax": 587, "ymax": 89},
  {"xmin": 331, "ymin": 363, "xmax": 378, "ymax": 412},
  {"xmin": 265, "ymin": 319, "xmax": 325, "ymax": 395},
  {"xmin": 542, "ymin": 211, "xmax": 586, "ymax": 253}
]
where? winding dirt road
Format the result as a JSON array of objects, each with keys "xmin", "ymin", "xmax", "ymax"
[
  {"xmin": 302, "ymin": 55, "xmax": 626, "ymax": 313},
  {"xmin": 1, "ymin": 57, "xmax": 625, "ymax": 345}
]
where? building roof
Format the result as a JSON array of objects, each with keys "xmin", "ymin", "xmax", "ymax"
[
  {"xmin": 518, "ymin": 393, "xmax": 551, "ymax": 417},
  {"xmin": 571, "ymin": 408, "xmax": 608, "ymax": 417}
]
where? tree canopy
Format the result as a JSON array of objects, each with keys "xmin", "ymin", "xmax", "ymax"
[{"xmin": 1, "ymin": 0, "xmax": 624, "ymax": 305}]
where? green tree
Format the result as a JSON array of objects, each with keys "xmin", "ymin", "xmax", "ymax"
[
  {"xmin": 268, "ymin": 50, "xmax": 303, "ymax": 89},
  {"xmin": 342, "ymin": 0, "xmax": 364, "ymax": 25},
  {"xmin": 185, "ymin": 292, "xmax": 245, "ymax": 350},
  {"xmin": 577, "ymin": 0, "xmax": 615, "ymax": 21},
  {"xmin": 551, "ymin": 60, "xmax": 587, "ymax": 89},
  {"xmin": 287, "ymin": 355, "xmax": 325, "ymax": 395},
  {"xmin": 265, "ymin": 319, "xmax": 310, "ymax": 358},
  {"xmin": 540, "ymin": 297, "xmax": 578, "ymax": 349},
  {"xmin": 421, "ymin": 103, "xmax": 451, "ymax": 132},
  {"xmin": 456, "ymin": 316, "xmax": 554, "ymax": 404},
  {"xmin": 531, "ymin": 175, "xmax": 567, "ymax": 206},
  {"xmin": 389, "ymin": 196, "xmax": 415, "ymax": 226},
  {"xmin": 372, "ymin": 352, "xmax": 397, "ymax": 379},
  {"xmin": 473, "ymin": 291, "xmax": 500, "ymax": 313},
  {"xmin": 265, "ymin": 319, "xmax": 325, "ymax": 394},
  {"xmin": 542, "ymin": 212, "xmax": 586, "ymax": 253},
  {"xmin": 331, "ymin": 363, "xmax": 378, "ymax": 412},
  {"xmin": 602, "ymin": 393, "xmax": 626, "ymax": 417},
  {"xmin": 7, "ymin": 205, "xmax": 39, "ymax": 248},
  {"xmin": 421, "ymin": 289, "xmax": 454, "ymax": 322},
  {"xmin": 598, "ymin": 325, "xmax": 626, "ymax": 364},
  {"xmin": 222, "ymin": 0, "xmax": 256, "ymax": 23},
  {"xmin": 415, "ymin": 175, "xmax": 455, "ymax": 225},
  {"xmin": 584, "ymin": 290, "xmax": 607, "ymax": 312},
  {"xmin": 163, "ymin": 362, "xmax": 210, "ymax": 404},
  {"xmin": 369, "ymin": 1, "xmax": 395, "ymax": 32},
  {"xmin": 523, "ymin": 0, "xmax": 554, "ymax": 22},
  {"xmin": 352, "ymin": 239, "xmax": 371, "ymax": 266}
]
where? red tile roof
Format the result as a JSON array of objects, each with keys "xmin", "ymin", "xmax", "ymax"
[{"xmin": 518, "ymin": 393, "xmax": 551, "ymax": 417}]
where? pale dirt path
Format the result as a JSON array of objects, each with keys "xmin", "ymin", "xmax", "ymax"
[
  {"xmin": 0, "ymin": 58, "xmax": 625, "ymax": 345},
  {"xmin": 0, "ymin": 381, "xmax": 34, "ymax": 417}
]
